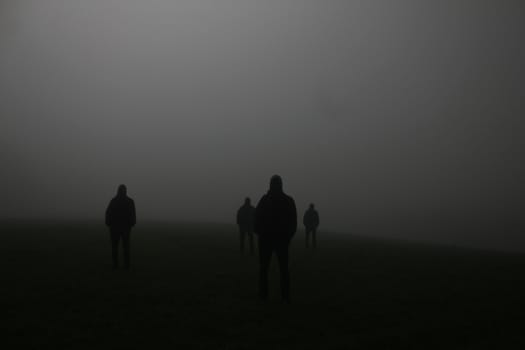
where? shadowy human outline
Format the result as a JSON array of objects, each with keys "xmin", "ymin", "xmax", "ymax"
[
  {"xmin": 237, "ymin": 197, "xmax": 256, "ymax": 255},
  {"xmin": 105, "ymin": 184, "xmax": 136, "ymax": 269},
  {"xmin": 303, "ymin": 203, "xmax": 320, "ymax": 248},
  {"xmin": 254, "ymin": 175, "xmax": 297, "ymax": 303}
]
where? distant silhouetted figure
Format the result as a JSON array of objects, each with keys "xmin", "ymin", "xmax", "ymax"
[
  {"xmin": 237, "ymin": 197, "xmax": 256, "ymax": 255},
  {"xmin": 105, "ymin": 184, "xmax": 136, "ymax": 269},
  {"xmin": 255, "ymin": 175, "xmax": 297, "ymax": 303},
  {"xmin": 303, "ymin": 203, "xmax": 320, "ymax": 248}
]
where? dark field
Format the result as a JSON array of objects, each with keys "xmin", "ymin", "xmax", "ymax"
[{"xmin": 2, "ymin": 221, "xmax": 525, "ymax": 349}]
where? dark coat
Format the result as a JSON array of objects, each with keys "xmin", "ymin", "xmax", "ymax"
[
  {"xmin": 254, "ymin": 189, "xmax": 297, "ymax": 241},
  {"xmin": 105, "ymin": 195, "xmax": 136, "ymax": 228},
  {"xmin": 303, "ymin": 209, "xmax": 320, "ymax": 229},
  {"xmin": 237, "ymin": 204, "xmax": 255, "ymax": 231}
]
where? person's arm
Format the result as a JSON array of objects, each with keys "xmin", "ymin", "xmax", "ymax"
[
  {"xmin": 250, "ymin": 207, "xmax": 256, "ymax": 229},
  {"xmin": 130, "ymin": 200, "xmax": 136, "ymax": 227},
  {"xmin": 105, "ymin": 200, "xmax": 113, "ymax": 227},
  {"xmin": 315, "ymin": 212, "xmax": 320, "ymax": 227},
  {"xmin": 254, "ymin": 196, "xmax": 265, "ymax": 235},
  {"xmin": 290, "ymin": 198, "xmax": 297, "ymax": 238},
  {"xmin": 236, "ymin": 208, "xmax": 241, "ymax": 226}
]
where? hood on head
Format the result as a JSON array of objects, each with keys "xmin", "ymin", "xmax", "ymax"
[
  {"xmin": 269, "ymin": 175, "xmax": 283, "ymax": 193},
  {"xmin": 117, "ymin": 184, "xmax": 127, "ymax": 197}
]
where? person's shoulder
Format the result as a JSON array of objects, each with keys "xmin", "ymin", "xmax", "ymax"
[
  {"xmin": 284, "ymin": 193, "xmax": 295, "ymax": 203},
  {"xmin": 257, "ymin": 194, "xmax": 269, "ymax": 206}
]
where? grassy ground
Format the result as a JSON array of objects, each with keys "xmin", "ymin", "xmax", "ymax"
[{"xmin": 2, "ymin": 221, "xmax": 525, "ymax": 349}]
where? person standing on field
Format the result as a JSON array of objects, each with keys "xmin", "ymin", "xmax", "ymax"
[
  {"xmin": 237, "ymin": 197, "xmax": 256, "ymax": 255},
  {"xmin": 254, "ymin": 175, "xmax": 297, "ymax": 303},
  {"xmin": 105, "ymin": 184, "xmax": 136, "ymax": 270},
  {"xmin": 303, "ymin": 203, "xmax": 320, "ymax": 248}
]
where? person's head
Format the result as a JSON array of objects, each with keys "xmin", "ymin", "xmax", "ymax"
[
  {"xmin": 309, "ymin": 203, "xmax": 315, "ymax": 210},
  {"xmin": 269, "ymin": 175, "xmax": 283, "ymax": 193},
  {"xmin": 117, "ymin": 184, "xmax": 127, "ymax": 197},
  {"xmin": 244, "ymin": 197, "xmax": 251, "ymax": 205}
]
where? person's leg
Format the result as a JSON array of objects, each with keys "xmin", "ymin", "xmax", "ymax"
[
  {"xmin": 110, "ymin": 229, "xmax": 120, "ymax": 269},
  {"xmin": 122, "ymin": 228, "xmax": 131, "ymax": 269},
  {"xmin": 312, "ymin": 228, "xmax": 317, "ymax": 248},
  {"xmin": 276, "ymin": 241, "xmax": 291, "ymax": 303},
  {"xmin": 239, "ymin": 228, "xmax": 245, "ymax": 254},
  {"xmin": 258, "ymin": 237, "xmax": 272, "ymax": 300},
  {"xmin": 248, "ymin": 231, "xmax": 255, "ymax": 255},
  {"xmin": 305, "ymin": 229, "xmax": 310, "ymax": 248}
]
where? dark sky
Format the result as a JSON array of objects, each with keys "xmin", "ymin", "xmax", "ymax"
[{"xmin": 1, "ymin": 1, "xmax": 524, "ymax": 250}]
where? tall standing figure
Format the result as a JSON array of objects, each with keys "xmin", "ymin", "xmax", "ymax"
[
  {"xmin": 303, "ymin": 203, "xmax": 320, "ymax": 248},
  {"xmin": 237, "ymin": 197, "xmax": 256, "ymax": 255},
  {"xmin": 254, "ymin": 175, "xmax": 297, "ymax": 303},
  {"xmin": 105, "ymin": 184, "xmax": 136, "ymax": 269}
]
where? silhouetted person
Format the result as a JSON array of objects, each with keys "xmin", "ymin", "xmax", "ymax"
[
  {"xmin": 105, "ymin": 184, "xmax": 136, "ymax": 269},
  {"xmin": 303, "ymin": 203, "xmax": 320, "ymax": 248},
  {"xmin": 237, "ymin": 197, "xmax": 256, "ymax": 255},
  {"xmin": 254, "ymin": 175, "xmax": 297, "ymax": 303}
]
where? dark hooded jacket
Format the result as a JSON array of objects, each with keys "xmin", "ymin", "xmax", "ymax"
[
  {"xmin": 254, "ymin": 181, "xmax": 297, "ymax": 240},
  {"xmin": 105, "ymin": 189, "xmax": 136, "ymax": 228},
  {"xmin": 303, "ymin": 209, "xmax": 320, "ymax": 229},
  {"xmin": 237, "ymin": 204, "xmax": 255, "ymax": 231}
]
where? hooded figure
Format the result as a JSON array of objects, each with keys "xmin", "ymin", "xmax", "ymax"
[
  {"xmin": 303, "ymin": 203, "xmax": 320, "ymax": 248},
  {"xmin": 254, "ymin": 175, "xmax": 297, "ymax": 303},
  {"xmin": 105, "ymin": 184, "xmax": 136, "ymax": 269},
  {"xmin": 237, "ymin": 197, "xmax": 256, "ymax": 255}
]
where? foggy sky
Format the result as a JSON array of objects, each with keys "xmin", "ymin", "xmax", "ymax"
[{"xmin": 1, "ymin": 1, "xmax": 524, "ymax": 250}]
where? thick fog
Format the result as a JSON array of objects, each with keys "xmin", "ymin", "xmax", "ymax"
[{"xmin": 1, "ymin": 1, "xmax": 524, "ymax": 250}]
